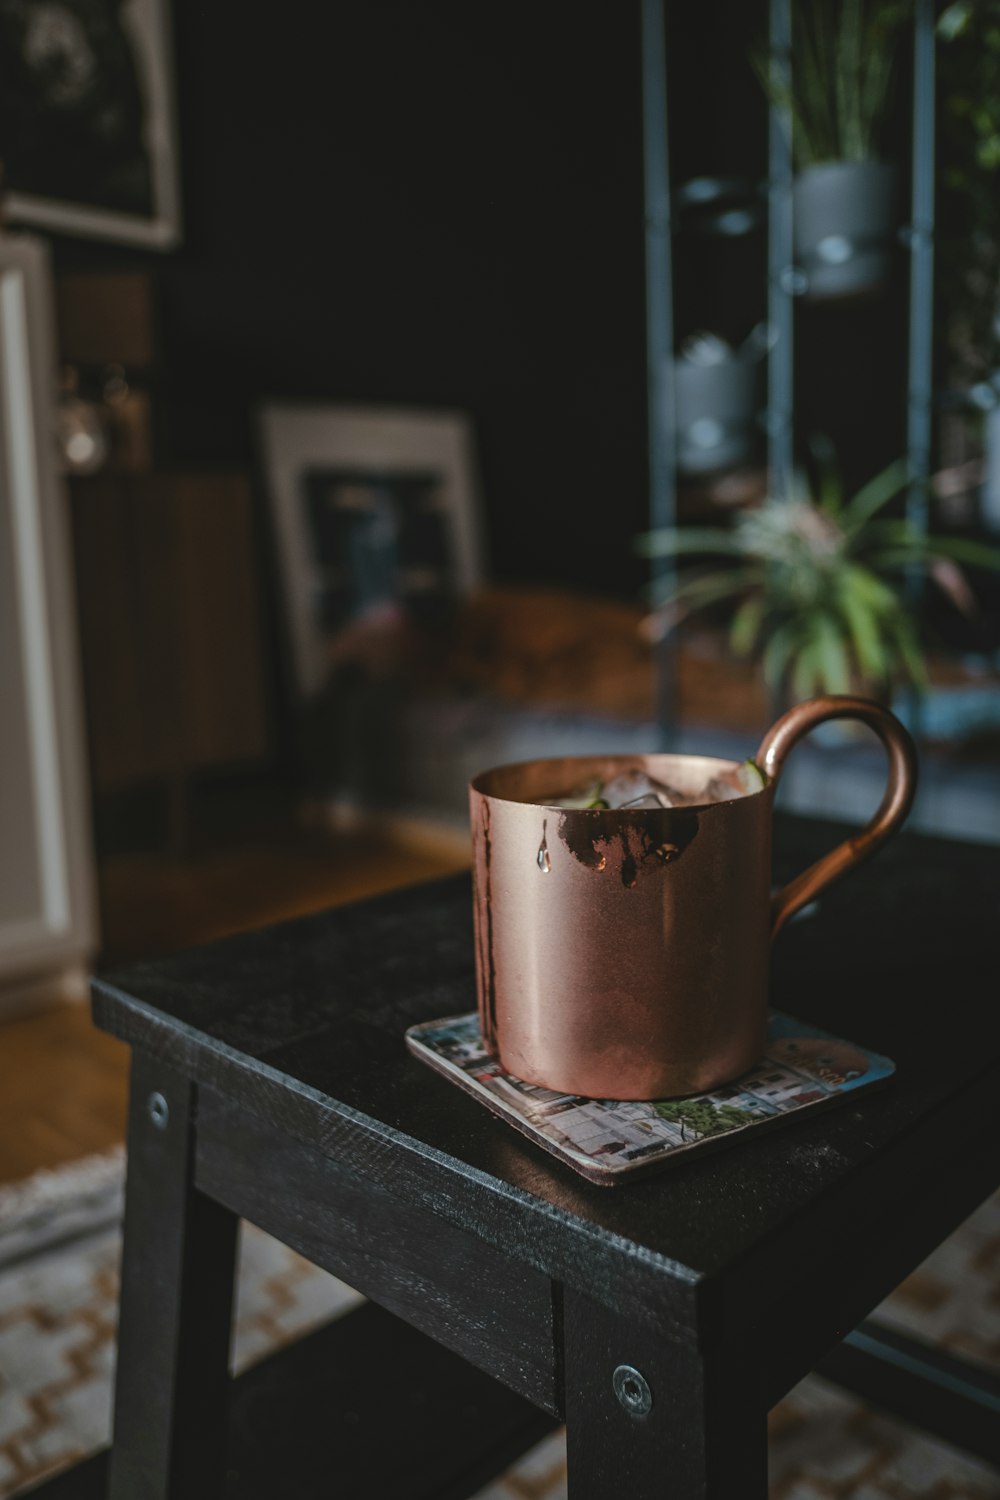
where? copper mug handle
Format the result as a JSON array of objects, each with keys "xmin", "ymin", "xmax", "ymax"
[{"xmin": 757, "ymin": 695, "xmax": 919, "ymax": 939}]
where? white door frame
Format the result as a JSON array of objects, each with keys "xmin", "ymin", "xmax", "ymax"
[{"xmin": 0, "ymin": 233, "xmax": 96, "ymax": 1002}]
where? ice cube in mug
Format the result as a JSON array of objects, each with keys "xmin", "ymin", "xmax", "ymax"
[
  {"xmin": 602, "ymin": 769, "xmax": 679, "ymax": 810},
  {"xmin": 697, "ymin": 760, "xmax": 767, "ymax": 804}
]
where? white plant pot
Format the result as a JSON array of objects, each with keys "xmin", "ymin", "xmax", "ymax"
[
  {"xmin": 674, "ymin": 357, "xmax": 758, "ymax": 476},
  {"xmin": 793, "ymin": 160, "xmax": 897, "ymax": 301}
]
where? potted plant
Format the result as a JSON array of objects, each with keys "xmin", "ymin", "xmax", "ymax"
[
  {"xmin": 937, "ymin": 1, "xmax": 1000, "ymax": 530},
  {"xmin": 640, "ymin": 459, "xmax": 1000, "ymax": 704},
  {"xmin": 756, "ymin": 0, "xmax": 902, "ymax": 300},
  {"xmin": 671, "ymin": 181, "xmax": 768, "ymax": 476},
  {"xmin": 674, "ymin": 328, "xmax": 766, "ymax": 477}
]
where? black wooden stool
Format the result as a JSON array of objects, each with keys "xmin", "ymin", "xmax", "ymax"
[{"xmin": 88, "ymin": 814, "xmax": 1000, "ymax": 1499}]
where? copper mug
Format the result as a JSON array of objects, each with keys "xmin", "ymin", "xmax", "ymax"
[{"xmin": 469, "ymin": 696, "xmax": 917, "ymax": 1101}]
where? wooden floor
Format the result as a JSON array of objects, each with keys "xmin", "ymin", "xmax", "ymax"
[
  {"xmin": 0, "ymin": 820, "xmax": 470, "ymax": 1187},
  {"xmin": 0, "ymin": 1004, "xmax": 127, "ymax": 1185}
]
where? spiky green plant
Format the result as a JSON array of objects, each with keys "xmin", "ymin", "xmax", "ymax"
[
  {"xmin": 754, "ymin": 0, "xmax": 904, "ymax": 169},
  {"xmin": 641, "ymin": 461, "xmax": 1000, "ymax": 701}
]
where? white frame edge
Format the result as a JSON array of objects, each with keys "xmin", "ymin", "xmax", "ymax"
[
  {"xmin": 259, "ymin": 403, "xmax": 485, "ymax": 699},
  {"xmin": 0, "ymin": 234, "xmax": 97, "ymax": 986}
]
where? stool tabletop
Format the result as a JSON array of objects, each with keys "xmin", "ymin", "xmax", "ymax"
[{"xmin": 92, "ymin": 814, "xmax": 1000, "ymax": 1340}]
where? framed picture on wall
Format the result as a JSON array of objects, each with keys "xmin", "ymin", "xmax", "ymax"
[
  {"xmin": 0, "ymin": 0, "xmax": 181, "ymax": 248},
  {"xmin": 258, "ymin": 404, "xmax": 485, "ymax": 700}
]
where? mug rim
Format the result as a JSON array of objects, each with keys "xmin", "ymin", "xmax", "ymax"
[{"xmin": 469, "ymin": 752, "xmax": 771, "ymax": 812}]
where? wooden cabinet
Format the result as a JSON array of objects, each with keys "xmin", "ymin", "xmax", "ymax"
[{"xmin": 70, "ymin": 473, "xmax": 270, "ymax": 796}]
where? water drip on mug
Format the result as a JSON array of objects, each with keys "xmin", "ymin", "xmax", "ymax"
[{"xmin": 537, "ymin": 821, "xmax": 552, "ymax": 873}]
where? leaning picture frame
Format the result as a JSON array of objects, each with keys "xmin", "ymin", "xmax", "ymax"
[
  {"xmin": 258, "ymin": 403, "xmax": 485, "ymax": 700},
  {"xmin": 0, "ymin": 0, "xmax": 181, "ymax": 249}
]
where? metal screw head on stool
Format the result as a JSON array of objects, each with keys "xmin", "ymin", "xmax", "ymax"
[
  {"xmin": 613, "ymin": 1364, "xmax": 653, "ymax": 1416},
  {"xmin": 147, "ymin": 1092, "xmax": 170, "ymax": 1130}
]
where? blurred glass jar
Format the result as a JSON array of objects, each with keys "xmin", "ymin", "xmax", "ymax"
[
  {"xmin": 101, "ymin": 363, "xmax": 153, "ymax": 473},
  {"xmin": 57, "ymin": 365, "xmax": 108, "ymax": 475}
]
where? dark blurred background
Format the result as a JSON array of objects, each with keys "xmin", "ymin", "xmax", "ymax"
[
  {"xmin": 47, "ymin": 0, "xmax": 930, "ymax": 599},
  {"xmin": 52, "ymin": 0, "xmax": 919, "ymax": 595},
  {"xmin": 2, "ymin": 0, "xmax": 999, "ymax": 985},
  {"xmin": 2, "ymin": 13, "xmax": 1000, "ymax": 1498}
]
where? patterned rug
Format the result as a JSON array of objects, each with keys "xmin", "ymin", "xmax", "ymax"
[{"xmin": 0, "ymin": 1152, "xmax": 998, "ymax": 1499}]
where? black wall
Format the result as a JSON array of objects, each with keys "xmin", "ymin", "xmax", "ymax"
[
  {"xmin": 161, "ymin": 2, "xmax": 653, "ymax": 597},
  {"xmin": 56, "ymin": 1, "xmax": 908, "ymax": 599}
]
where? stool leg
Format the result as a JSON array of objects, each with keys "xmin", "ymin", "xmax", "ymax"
[
  {"xmin": 563, "ymin": 1289, "xmax": 767, "ymax": 1498},
  {"xmin": 109, "ymin": 1053, "xmax": 238, "ymax": 1500}
]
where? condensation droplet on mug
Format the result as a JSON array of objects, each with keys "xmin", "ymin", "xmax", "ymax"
[
  {"xmin": 537, "ymin": 820, "xmax": 552, "ymax": 873},
  {"xmin": 655, "ymin": 842, "xmax": 680, "ymax": 864}
]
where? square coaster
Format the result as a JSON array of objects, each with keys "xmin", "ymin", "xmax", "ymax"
[{"xmin": 405, "ymin": 1012, "xmax": 894, "ymax": 1185}]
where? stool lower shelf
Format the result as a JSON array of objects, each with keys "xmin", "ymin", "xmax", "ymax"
[{"xmin": 24, "ymin": 1302, "xmax": 557, "ymax": 1500}]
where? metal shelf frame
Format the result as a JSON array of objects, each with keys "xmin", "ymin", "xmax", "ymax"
[{"xmin": 641, "ymin": 0, "xmax": 938, "ymax": 737}]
